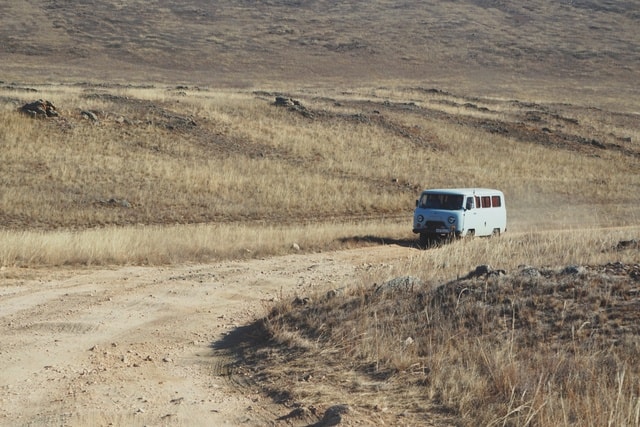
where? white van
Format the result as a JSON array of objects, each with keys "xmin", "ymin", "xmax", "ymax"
[{"xmin": 412, "ymin": 188, "xmax": 507, "ymax": 246}]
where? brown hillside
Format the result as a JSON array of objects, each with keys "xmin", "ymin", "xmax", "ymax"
[{"xmin": 1, "ymin": 0, "xmax": 639, "ymax": 93}]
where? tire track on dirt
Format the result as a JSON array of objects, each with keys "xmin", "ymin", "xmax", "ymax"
[{"xmin": 1, "ymin": 246, "xmax": 411, "ymax": 425}]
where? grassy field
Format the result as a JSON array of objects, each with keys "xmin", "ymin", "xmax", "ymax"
[
  {"xmin": 1, "ymin": 83, "xmax": 638, "ymax": 267},
  {"xmin": 1, "ymin": 0, "xmax": 639, "ymax": 425}
]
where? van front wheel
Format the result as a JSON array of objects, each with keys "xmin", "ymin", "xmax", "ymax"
[
  {"xmin": 492, "ymin": 228, "xmax": 501, "ymax": 237},
  {"xmin": 419, "ymin": 232, "xmax": 429, "ymax": 248}
]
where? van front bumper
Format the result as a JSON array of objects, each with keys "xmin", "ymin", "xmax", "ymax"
[{"xmin": 413, "ymin": 224, "xmax": 459, "ymax": 236}]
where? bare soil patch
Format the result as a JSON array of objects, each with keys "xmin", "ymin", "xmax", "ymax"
[{"xmin": 0, "ymin": 245, "xmax": 410, "ymax": 426}]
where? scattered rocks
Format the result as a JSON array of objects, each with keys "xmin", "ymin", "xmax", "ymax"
[
  {"xmin": 616, "ymin": 239, "xmax": 638, "ymax": 251},
  {"xmin": 403, "ymin": 336, "xmax": 414, "ymax": 348},
  {"xmin": 273, "ymin": 96, "xmax": 313, "ymax": 118},
  {"xmin": 315, "ymin": 404, "xmax": 350, "ymax": 426},
  {"xmin": 293, "ymin": 296, "xmax": 312, "ymax": 306},
  {"xmin": 602, "ymin": 262, "xmax": 640, "ymax": 280},
  {"xmin": 19, "ymin": 99, "xmax": 59, "ymax": 118},
  {"xmin": 165, "ymin": 114, "xmax": 197, "ymax": 130},
  {"xmin": 465, "ymin": 264, "xmax": 506, "ymax": 279},
  {"xmin": 519, "ymin": 265, "xmax": 541, "ymax": 277},
  {"xmin": 325, "ymin": 288, "xmax": 345, "ymax": 299},
  {"xmin": 97, "ymin": 198, "xmax": 131, "ymax": 208},
  {"xmin": 375, "ymin": 276, "xmax": 424, "ymax": 294},
  {"xmin": 561, "ymin": 265, "xmax": 586, "ymax": 275},
  {"xmin": 80, "ymin": 110, "xmax": 98, "ymax": 122},
  {"xmin": 274, "ymin": 96, "xmax": 296, "ymax": 107}
]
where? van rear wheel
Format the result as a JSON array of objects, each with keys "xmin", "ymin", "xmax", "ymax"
[{"xmin": 492, "ymin": 228, "xmax": 501, "ymax": 237}]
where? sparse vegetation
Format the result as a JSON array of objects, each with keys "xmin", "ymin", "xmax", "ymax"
[
  {"xmin": 1, "ymin": 83, "xmax": 638, "ymax": 266},
  {"xmin": 252, "ymin": 256, "xmax": 640, "ymax": 426},
  {"xmin": 1, "ymin": 80, "xmax": 638, "ymax": 425},
  {"xmin": 1, "ymin": 0, "xmax": 639, "ymax": 425}
]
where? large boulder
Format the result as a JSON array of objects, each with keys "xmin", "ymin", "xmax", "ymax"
[{"xmin": 19, "ymin": 99, "xmax": 59, "ymax": 118}]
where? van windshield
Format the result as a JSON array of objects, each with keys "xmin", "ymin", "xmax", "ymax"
[{"xmin": 419, "ymin": 194, "xmax": 464, "ymax": 210}]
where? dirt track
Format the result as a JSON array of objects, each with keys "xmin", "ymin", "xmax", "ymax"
[{"xmin": 0, "ymin": 245, "xmax": 412, "ymax": 426}]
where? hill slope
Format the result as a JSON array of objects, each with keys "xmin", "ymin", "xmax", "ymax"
[{"xmin": 1, "ymin": 0, "xmax": 639, "ymax": 88}]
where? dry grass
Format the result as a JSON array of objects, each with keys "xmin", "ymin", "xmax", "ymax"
[
  {"xmin": 1, "ymin": 82, "xmax": 639, "ymax": 268},
  {"xmin": 2, "ymin": 1, "xmax": 640, "ymax": 97},
  {"xmin": 0, "ymin": 220, "xmax": 411, "ymax": 268},
  {"xmin": 2, "ymin": 85, "xmax": 639, "ymax": 425},
  {"xmin": 254, "ymin": 236, "xmax": 640, "ymax": 425},
  {"xmin": 1, "ymin": 1, "xmax": 639, "ymax": 425},
  {"xmin": 1, "ymin": 82, "xmax": 639, "ymax": 269},
  {"xmin": 2, "ymin": 84, "xmax": 638, "ymax": 230}
]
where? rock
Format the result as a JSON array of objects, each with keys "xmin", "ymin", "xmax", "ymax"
[
  {"xmin": 325, "ymin": 288, "xmax": 345, "ymax": 299},
  {"xmin": 519, "ymin": 266, "xmax": 541, "ymax": 277},
  {"xmin": 293, "ymin": 296, "xmax": 311, "ymax": 306},
  {"xmin": 274, "ymin": 96, "xmax": 294, "ymax": 107},
  {"xmin": 98, "ymin": 198, "xmax": 131, "ymax": 208},
  {"xmin": 273, "ymin": 96, "xmax": 314, "ymax": 118},
  {"xmin": 316, "ymin": 404, "xmax": 350, "ymax": 426},
  {"xmin": 561, "ymin": 265, "xmax": 586, "ymax": 275},
  {"xmin": 80, "ymin": 110, "xmax": 98, "ymax": 121},
  {"xmin": 617, "ymin": 239, "xmax": 638, "ymax": 250},
  {"xmin": 19, "ymin": 99, "xmax": 59, "ymax": 118},
  {"xmin": 375, "ymin": 276, "xmax": 423, "ymax": 294},
  {"xmin": 468, "ymin": 265, "xmax": 492, "ymax": 278}
]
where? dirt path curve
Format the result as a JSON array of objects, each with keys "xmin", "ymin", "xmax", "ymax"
[{"xmin": 0, "ymin": 245, "xmax": 413, "ymax": 426}]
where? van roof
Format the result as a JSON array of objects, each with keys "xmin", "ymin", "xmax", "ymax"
[{"xmin": 422, "ymin": 188, "xmax": 503, "ymax": 196}]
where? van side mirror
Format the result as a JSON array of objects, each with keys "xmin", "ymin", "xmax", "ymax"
[{"xmin": 415, "ymin": 200, "xmax": 419, "ymax": 208}]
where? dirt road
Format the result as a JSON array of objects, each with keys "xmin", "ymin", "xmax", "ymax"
[{"xmin": 0, "ymin": 245, "xmax": 413, "ymax": 426}]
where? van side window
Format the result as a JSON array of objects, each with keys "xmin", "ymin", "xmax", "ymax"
[
  {"xmin": 481, "ymin": 196, "xmax": 491, "ymax": 208},
  {"xmin": 475, "ymin": 196, "xmax": 480, "ymax": 208},
  {"xmin": 492, "ymin": 195, "xmax": 501, "ymax": 207}
]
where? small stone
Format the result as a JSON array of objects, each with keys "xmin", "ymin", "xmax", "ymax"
[
  {"xmin": 80, "ymin": 110, "xmax": 98, "ymax": 121},
  {"xmin": 562, "ymin": 265, "xmax": 586, "ymax": 275}
]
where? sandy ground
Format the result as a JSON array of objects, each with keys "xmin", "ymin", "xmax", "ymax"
[{"xmin": 0, "ymin": 245, "xmax": 412, "ymax": 426}]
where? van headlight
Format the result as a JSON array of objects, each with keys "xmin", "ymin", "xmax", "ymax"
[
  {"xmin": 448, "ymin": 216, "xmax": 456, "ymax": 224},
  {"xmin": 417, "ymin": 214, "xmax": 424, "ymax": 222}
]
